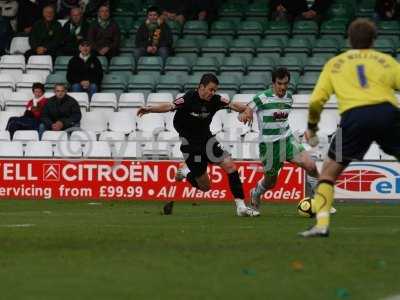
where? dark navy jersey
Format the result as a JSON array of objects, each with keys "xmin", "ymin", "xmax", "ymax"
[{"xmin": 173, "ymin": 90, "xmax": 230, "ymax": 141}]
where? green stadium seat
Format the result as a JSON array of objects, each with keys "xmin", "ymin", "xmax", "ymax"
[
  {"xmin": 236, "ymin": 21, "xmax": 264, "ymax": 40},
  {"xmin": 45, "ymin": 73, "xmax": 67, "ymax": 89},
  {"xmin": 296, "ymin": 73, "xmax": 320, "ymax": 93},
  {"xmin": 229, "ymin": 38, "xmax": 256, "ymax": 62},
  {"xmin": 244, "ymin": 1, "xmax": 270, "ymax": 19},
  {"xmin": 247, "ymin": 57, "xmax": 275, "ymax": 76},
  {"xmin": 191, "ymin": 57, "xmax": 219, "ymax": 75},
  {"xmin": 256, "ymin": 53, "xmax": 280, "ymax": 62},
  {"xmin": 355, "ymin": 0, "xmax": 374, "ymax": 17},
  {"xmin": 303, "ymin": 54, "xmax": 334, "ymax": 73},
  {"xmin": 218, "ymin": 74, "xmax": 242, "ymax": 96},
  {"xmin": 166, "ymin": 20, "xmax": 182, "ymax": 37},
  {"xmin": 277, "ymin": 56, "xmax": 304, "ymax": 74},
  {"xmin": 127, "ymin": 74, "xmax": 157, "ymax": 93},
  {"xmin": 137, "ymin": 56, "xmax": 163, "ymax": 73},
  {"xmin": 313, "ymin": 36, "xmax": 343, "ymax": 55},
  {"xmin": 219, "ymin": 56, "xmax": 246, "ymax": 77},
  {"xmin": 101, "ymin": 74, "xmax": 127, "ymax": 93},
  {"xmin": 285, "ymin": 37, "xmax": 313, "ymax": 55},
  {"xmin": 109, "ymin": 56, "xmax": 135, "ymax": 74},
  {"xmin": 377, "ymin": 21, "xmax": 400, "ymax": 36},
  {"xmin": 174, "ymin": 53, "xmax": 198, "ymax": 66},
  {"xmin": 164, "ymin": 57, "xmax": 191, "ymax": 74},
  {"xmin": 114, "ymin": 16, "xmax": 135, "ymax": 36},
  {"xmin": 120, "ymin": 38, "xmax": 135, "ymax": 54},
  {"xmin": 201, "ymin": 38, "xmax": 230, "ymax": 63},
  {"xmin": 218, "ymin": 2, "xmax": 243, "ymax": 18},
  {"xmin": 320, "ymin": 19, "xmax": 347, "ymax": 36},
  {"xmin": 292, "ymin": 20, "xmax": 319, "ymax": 36},
  {"xmin": 129, "ymin": 19, "xmax": 145, "ymax": 36},
  {"xmin": 264, "ymin": 21, "xmax": 290, "ymax": 36},
  {"xmin": 97, "ymin": 56, "xmax": 109, "ymax": 72},
  {"xmin": 210, "ymin": 21, "xmax": 236, "ymax": 38},
  {"xmin": 113, "ymin": 0, "xmax": 137, "ymax": 17},
  {"xmin": 217, "ymin": 17, "xmax": 242, "ymax": 27},
  {"xmin": 156, "ymin": 74, "xmax": 187, "ymax": 92},
  {"xmin": 240, "ymin": 74, "xmax": 270, "ymax": 93},
  {"xmin": 257, "ymin": 38, "xmax": 284, "ymax": 56},
  {"xmin": 174, "ymin": 38, "xmax": 200, "ymax": 56},
  {"xmin": 328, "ymin": 3, "xmax": 354, "ymax": 20},
  {"xmin": 54, "ymin": 56, "xmax": 72, "ymax": 72},
  {"xmin": 184, "ymin": 74, "xmax": 204, "ymax": 90},
  {"xmin": 374, "ymin": 37, "xmax": 396, "ymax": 55},
  {"xmin": 183, "ymin": 21, "xmax": 209, "ymax": 38}
]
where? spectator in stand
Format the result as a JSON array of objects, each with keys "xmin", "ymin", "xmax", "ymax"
[
  {"xmin": 17, "ymin": 0, "xmax": 42, "ymax": 34},
  {"xmin": 270, "ymin": 0, "xmax": 332, "ymax": 22},
  {"xmin": 87, "ymin": 5, "xmax": 120, "ymax": 60},
  {"xmin": 134, "ymin": 6, "xmax": 173, "ymax": 62},
  {"xmin": 39, "ymin": 83, "xmax": 82, "ymax": 135},
  {"xmin": 67, "ymin": 39, "xmax": 103, "ymax": 99},
  {"xmin": 0, "ymin": 16, "xmax": 12, "ymax": 55},
  {"xmin": 6, "ymin": 83, "xmax": 48, "ymax": 139},
  {"xmin": 85, "ymin": 0, "xmax": 110, "ymax": 18},
  {"xmin": 155, "ymin": 0, "xmax": 186, "ymax": 24},
  {"xmin": 375, "ymin": 0, "xmax": 399, "ymax": 20},
  {"xmin": 185, "ymin": 0, "xmax": 217, "ymax": 22},
  {"xmin": 25, "ymin": 5, "xmax": 63, "ymax": 60},
  {"xmin": 0, "ymin": 0, "xmax": 18, "ymax": 31},
  {"xmin": 59, "ymin": 7, "xmax": 90, "ymax": 56},
  {"xmin": 58, "ymin": 0, "xmax": 82, "ymax": 19}
]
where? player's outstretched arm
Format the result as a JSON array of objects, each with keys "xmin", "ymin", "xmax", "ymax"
[
  {"xmin": 137, "ymin": 103, "xmax": 175, "ymax": 117},
  {"xmin": 228, "ymin": 101, "xmax": 247, "ymax": 113},
  {"xmin": 238, "ymin": 106, "xmax": 254, "ymax": 125}
]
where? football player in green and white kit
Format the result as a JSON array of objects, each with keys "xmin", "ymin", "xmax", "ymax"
[{"xmin": 239, "ymin": 67, "xmax": 336, "ymax": 215}]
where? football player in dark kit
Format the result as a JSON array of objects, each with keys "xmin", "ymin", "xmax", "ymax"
[{"xmin": 137, "ymin": 73, "xmax": 259, "ymax": 216}]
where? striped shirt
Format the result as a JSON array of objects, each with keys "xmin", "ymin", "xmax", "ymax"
[{"xmin": 248, "ymin": 88, "xmax": 293, "ymax": 142}]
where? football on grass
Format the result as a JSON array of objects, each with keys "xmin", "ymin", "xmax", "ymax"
[{"xmin": 297, "ymin": 197, "xmax": 316, "ymax": 218}]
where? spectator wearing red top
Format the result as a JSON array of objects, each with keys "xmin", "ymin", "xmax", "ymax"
[{"xmin": 6, "ymin": 83, "xmax": 48, "ymax": 139}]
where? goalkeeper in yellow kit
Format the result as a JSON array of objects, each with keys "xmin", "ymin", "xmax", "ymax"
[{"xmin": 300, "ymin": 19, "xmax": 400, "ymax": 237}]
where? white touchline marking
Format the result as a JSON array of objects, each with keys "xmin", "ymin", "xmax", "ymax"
[
  {"xmin": 88, "ymin": 202, "xmax": 102, "ymax": 205},
  {"xmin": 0, "ymin": 224, "xmax": 35, "ymax": 228}
]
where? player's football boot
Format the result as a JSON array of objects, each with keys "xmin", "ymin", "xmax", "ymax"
[
  {"xmin": 298, "ymin": 226, "xmax": 329, "ymax": 238},
  {"xmin": 163, "ymin": 201, "xmax": 174, "ymax": 215},
  {"xmin": 249, "ymin": 189, "xmax": 261, "ymax": 211},
  {"xmin": 175, "ymin": 163, "xmax": 187, "ymax": 181},
  {"xmin": 237, "ymin": 205, "xmax": 260, "ymax": 217}
]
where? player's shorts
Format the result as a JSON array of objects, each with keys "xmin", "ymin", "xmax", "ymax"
[
  {"xmin": 180, "ymin": 135, "xmax": 230, "ymax": 177},
  {"xmin": 329, "ymin": 102, "xmax": 400, "ymax": 165},
  {"xmin": 259, "ymin": 135, "xmax": 305, "ymax": 177}
]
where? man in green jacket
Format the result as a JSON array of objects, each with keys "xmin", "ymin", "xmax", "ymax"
[{"xmin": 25, "ymin": 5, "xmax": 63, "ymax": 61}]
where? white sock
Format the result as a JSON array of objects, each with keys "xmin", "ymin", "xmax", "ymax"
[
  {"xmin": 234, "ymin": 199, "xmax": 246, "ymax": 208},
  {"xmin": 253, "ymin": 179, "xmax": 267, "ymax": 197}
]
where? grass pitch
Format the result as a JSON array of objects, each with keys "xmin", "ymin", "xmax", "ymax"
[{"xmin": 0, "ymin": 200, "xmax": 399, "ymax": 300}]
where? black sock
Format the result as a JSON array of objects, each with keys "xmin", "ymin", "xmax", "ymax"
[
  {"xmin": 187, "ymin": 172, "xmax": 199, "ymax": 188},
  {"xmin": 228, "ymin": 171, "xmax": 244, "ymax": 199}
]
